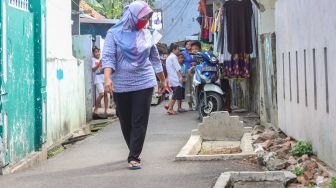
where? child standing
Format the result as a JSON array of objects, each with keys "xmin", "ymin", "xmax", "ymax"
[
  {"xmin": 92, "ymin": 46, "xmax": 108, "ymax": 118},
  {"xmin": 166, "ymin": 44, "xmax": 183, "ymax": 115},
  {"xmin": 177, "ymin": 53, "xmax": 188, "ymax": 112}
]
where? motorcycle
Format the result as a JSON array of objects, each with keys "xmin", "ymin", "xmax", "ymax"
[{"xmin": 191, "ymin": 51, "xmax": 225, "ymax": 120}]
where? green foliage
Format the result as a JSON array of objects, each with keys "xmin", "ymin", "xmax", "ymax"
[
  {"xmin": 85, "ymin": 0, "xmax": 155, "ymax": 19},
  {"xmin": 291, "ymin": 166, "xmax": 304, "ymax": 176},
  {"xmin": 291, "ymin": 141, "xmax": 313, "ymax": 157},
  {"xmin": 307, "ymin": 184, "xmax": 314, "ymax": 188},
  {"xmin": 47, "ymin": 145, "xmax": 64, "ymax": 159},
  {"xmin": 331, "ymin": 176, "xmax": 336, "ymax": 188}
]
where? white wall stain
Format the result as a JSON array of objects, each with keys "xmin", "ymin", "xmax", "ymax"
[{"xmin": 0, "ymin": 136, "xmax": 4, "ymax": 167}]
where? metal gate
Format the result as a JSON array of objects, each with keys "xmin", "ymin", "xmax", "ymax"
[{"xmin": 0, "ymin": 0, "xmax": 46, "ymax": 166}]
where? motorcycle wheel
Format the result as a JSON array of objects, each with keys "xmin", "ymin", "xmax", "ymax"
[{"xmin": 198, "ymin": 92, "xmax": 224, "ymax": 121}]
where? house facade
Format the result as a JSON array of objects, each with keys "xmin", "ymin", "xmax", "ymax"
[{"xmin": 0, "ymin": 0, "xmax": 87, "ymax": 173}]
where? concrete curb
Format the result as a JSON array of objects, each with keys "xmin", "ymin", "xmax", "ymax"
[
  {"xmin": 1, "ymin": 148, "xmax": 47, "ymax": 175},
  {"xmin": 175, "ymin": 129, "xmax": 202, "ymax": 160},
  {"xmin": 213, "ymin": 171, "xmax": 296, "ymax": 188},
  {"xmin": 175, "ymin": 130, "xmax": 256, "ymax": 161}
]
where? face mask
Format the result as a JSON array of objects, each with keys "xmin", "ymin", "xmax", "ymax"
[{"xmin": 136, "ymin": 19, "xmax": 148, "ymax": 30}]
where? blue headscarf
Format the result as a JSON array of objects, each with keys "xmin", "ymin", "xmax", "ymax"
[{"xmin": 110, "ymin": 1, "xmax": 153, "ymax": 67}]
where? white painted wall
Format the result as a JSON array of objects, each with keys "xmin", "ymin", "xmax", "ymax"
[
  {"xmin": 276, "ymin": 0, "xmax": 336, "ymax": 168},
  {"xmin": 46, "ymin": 0, "xmax": 73, "ymax": 59},
  {"xmin": 72, "ymin": 35, "xmax": 94, "ymax": 123},
  {"xmin": 257, "ymin": 0, "xmax": 278, "ymax": 127},
  {"xmin": 46, "ymin": 0, "xmax": 86, "ymax": 147},
  {"xmin": 46, "ymin": 59, "xmax": 86, "ymax": 148},
  {"xmin": 258, "ymin": 0, "xmax": 276, "ymax": 34}
]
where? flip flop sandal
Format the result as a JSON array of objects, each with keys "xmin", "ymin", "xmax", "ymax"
[
  {"xmin": 128, "ymin": 161, "xmax": 141, "ymax": 170},
  {"xmin": 167, "ymin": 111, "xmax": 177, "ymax": 115},
  {"xmin": 92, "ymin": 113, "xmax": 108, "ymax": 120}
]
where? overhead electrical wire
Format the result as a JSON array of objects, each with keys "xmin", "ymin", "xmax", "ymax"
[
  {"xmin": 160, "ymin": 0, "xmax": 176, "ymax": 11},
  {"xmin": 162, "ymin": 0, "xmax": 190, "ymax": 33},
  {"xmin": 161, "ymin": 0, "xmax": 191, "ymax": 40}
]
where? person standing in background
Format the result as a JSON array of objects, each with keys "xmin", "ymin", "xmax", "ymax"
[
  {"xmin": 178, "ymin": 53, "xmax": 188, "ymax": 112},
  {"xmin": 166, "ymin": 44, "xmax": 184, "ymax": 115},
  {"xmin": 182, "ymin": 40, "xmax": 194, "ymax": 111},
  {"xmin": 92, "ymin": 47, "xmax": 108, "ymax": 118}
]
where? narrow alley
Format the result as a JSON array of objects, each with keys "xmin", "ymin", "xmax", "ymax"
[
  {"xmin": 1, "ymin": 0, "xmax": 336, "ymax": 187},
  {"xmin": 0, "ymin": 104, "xmax": 259, "ymax": 188}
]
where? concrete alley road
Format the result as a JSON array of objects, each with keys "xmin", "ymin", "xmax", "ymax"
[{"xmin": 0, "ymin": 103, "xmax": 260, "ymax": 188}]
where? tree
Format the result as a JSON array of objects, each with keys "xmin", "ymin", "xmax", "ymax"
[{"xmin": 85, "ymin": 0, "xmax": 155, "ymax": 19}]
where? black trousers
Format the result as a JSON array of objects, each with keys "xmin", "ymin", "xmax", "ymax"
[{"xmin": 113, "ymin": 87, "xmax": 153, "ymax": 163}]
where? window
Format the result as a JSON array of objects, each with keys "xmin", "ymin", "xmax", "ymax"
[{"xmin": 9, "ymin": 0, "xmax": 29, "ymax": 11}]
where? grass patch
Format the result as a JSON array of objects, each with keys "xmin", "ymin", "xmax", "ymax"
[
  {"xmin": 291, "ymin": 141, "xmax": 313, "ymax": 157},
  {"xmin": 307, "ymin": 184, "xmax": 314, "ymax": 188},
  {"xmin": 47, "ymin": 145, "xmax": 64, "ymax": 159},
  {"xmin": 291, "ymin": 166, "xmax": 304, "ymax": 176},
  {"xmin": 331, "ymin": 176, "xmax": 336, "ymax": 188}
]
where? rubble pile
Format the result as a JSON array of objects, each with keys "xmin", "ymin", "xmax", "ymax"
[{"xmin": 252, "ymin": 126, "xmax": 331, "ymax": 187}]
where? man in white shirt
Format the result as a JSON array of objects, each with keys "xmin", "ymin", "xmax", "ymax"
[
  {"xmin": 166, "ymin": 44, "xmax": 184, "ymax": 115},
  {"xmin": 92, "ymin": 47, "xmax": 108, "ymax": 116}
]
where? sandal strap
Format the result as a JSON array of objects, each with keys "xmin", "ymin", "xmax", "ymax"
[{"xmin": 129, "ymin": 161, "xmax": 140, "ymax": 166}]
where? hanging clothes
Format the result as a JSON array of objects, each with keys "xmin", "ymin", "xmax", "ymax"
[
  {"xmin": 216, "ymin": 0, "xmax": 256, "ymax": 80},
  {"xmin": 201, "ymin": 16, "xmax": 210, "ymax": 43},
  {"xmin": 216, "ymin": 10, "xmax": 224, "ymax": 54},
  {"xmin": 217, "ymin": 6, "xmax": 230, "ymax": 61},
  {"xmin": 250, "ymin": 4, "xmax": 259, "ymax": 58},
  {"xmin": 199, "ymin": 0, "xmax": 207, "ymax": 16},
  {"xmin": 210, "ymin": 16, "xmax": 216, "ymax": 33},
  {"xmin": 222, "ymin": 54, "xmax": 250, "ymax": 79},
  {"xmin": 209, "ymin": 17, "xmax": 213, "ymax": 43},
  {"xmin": 212, "ymin": 10, "xmax": 220, "ymax": 53},
  {"xmin": 224, "ymin": 0, "xmax": 253, "ymax": 54}
]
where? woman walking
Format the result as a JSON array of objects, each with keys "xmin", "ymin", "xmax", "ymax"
[{"xmin": 102, "ymin": 1, "xmax": 166, "ymax": 170}]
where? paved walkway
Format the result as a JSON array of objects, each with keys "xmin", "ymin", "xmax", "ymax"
[{"xmin": 0, "ymin": 103, "xmax": 260, "ymax": 188}]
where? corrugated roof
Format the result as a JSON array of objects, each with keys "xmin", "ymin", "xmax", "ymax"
[
  {"xmin": 80, "ymin": 17, "xmax": 118, "ymax": 24},
  {"xmin": 80, "ymin": 0, "xmax": 105, "ymax": 19}
]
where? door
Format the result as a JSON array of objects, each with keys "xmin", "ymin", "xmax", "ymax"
[{"xmin": 1, "ymin": 0, "xmax": 40, "ymax": 165}]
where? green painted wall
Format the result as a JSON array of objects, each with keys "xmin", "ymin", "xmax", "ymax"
[
  {"xmin": 31, "ymin": 0, "xmax": 47, "ymax": 149},
  {"xmin": 0, "ymin": 0, "xmax": 46, "ymax": 166},
  {"xmin": 0, "ymin": 0, "xmax": 4, "ymax": 167}
]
